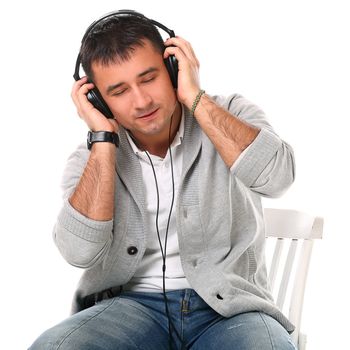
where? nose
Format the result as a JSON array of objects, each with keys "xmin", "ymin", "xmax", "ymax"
[{"xmin": 132, "ymin": 86, "xmax": 153, "ymax": 110}]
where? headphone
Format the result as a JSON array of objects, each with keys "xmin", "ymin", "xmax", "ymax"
[{"xmin": 73, "ymin": 10, "xmax": 179, "ymax": 119}]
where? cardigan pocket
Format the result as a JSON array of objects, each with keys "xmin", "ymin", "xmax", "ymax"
[{"xmin": 179, "ymin": 205, "xmax": 206, "ymax": 255}]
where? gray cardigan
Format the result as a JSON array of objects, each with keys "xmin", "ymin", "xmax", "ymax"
[{"xmin": 54, "ymin": 94, "xmax": 296, "ymax": 332}]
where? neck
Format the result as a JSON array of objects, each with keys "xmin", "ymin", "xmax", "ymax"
[{"xmin": 131, "ymin": 102, "xmax": 182, "ymax": 158}]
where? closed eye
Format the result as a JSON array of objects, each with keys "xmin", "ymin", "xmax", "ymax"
[
  {"xmin": 141, "ymin": 76, "xmax": 156, "ymax": 83},
  {"xmin": 112, "ymin": 88, "xmax": 128, "ymax": 96}
]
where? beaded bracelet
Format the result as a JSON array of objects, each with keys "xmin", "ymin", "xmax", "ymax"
[{"xmin": 191, "ymin": 89, "xmax": 205, "ymax": 116}]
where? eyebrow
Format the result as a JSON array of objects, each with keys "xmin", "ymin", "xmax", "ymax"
[{"xmin": 106, "ymin": 67, "xmax": 159, "ymax": 95}]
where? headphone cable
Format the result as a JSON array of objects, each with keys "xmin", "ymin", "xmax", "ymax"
[{"xmin": 143, "ymin": 114, "xmax": 183, "ymax": 349}]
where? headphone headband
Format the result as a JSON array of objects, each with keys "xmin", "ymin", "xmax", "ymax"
[{"xmin": 81, "ymin": 10, "xmax": 175, "ymax": 44}]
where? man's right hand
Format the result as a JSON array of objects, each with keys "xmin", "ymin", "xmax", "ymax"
[{"xmin": 71, "ymin": 76, "xmax": 119, "ymax": 133}]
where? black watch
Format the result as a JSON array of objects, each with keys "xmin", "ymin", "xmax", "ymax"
[{"xmin": 87, "ymin": 131, "xmax": 119, "ymax": 150}]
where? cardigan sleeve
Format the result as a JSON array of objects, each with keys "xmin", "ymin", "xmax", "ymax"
[
  {"xmin": 218, "ymin": 94, "xmax": 296, "ymax": 197},
  {"xmin": 52, "ymin": 143, "xmax": 113, "ymax": 268}
]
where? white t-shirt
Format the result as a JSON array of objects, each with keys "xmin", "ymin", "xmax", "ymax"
[{"xmin": 123, "ymin": 109, "xmax": 191, "ymax": 292}]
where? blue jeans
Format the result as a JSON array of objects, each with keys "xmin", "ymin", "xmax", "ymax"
[{"xmin": 29, "ymin": 289, "xmax": 297, "ymax": 350}]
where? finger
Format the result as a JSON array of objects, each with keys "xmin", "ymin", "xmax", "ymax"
[
  {"xmin": 167, "ymin": 39, "xmax": 200, "ymax": 68},
  {"xmin": 165, "ymin": 37, "xmax": 200, "ymax": 66},
  {"xmin": 164, "ymin": 46, "xmax": 189, "ymax": 71},
  {"xmin": 77, "ymin": 82, "xmax": 95, "ymax": 96},
  {"xmin": 165, "ymin": 37, "xmax": 192, "ymax": 57},
  {"xmin": 164, "ymin": 46, "xmax": 199, "ymax": 72},
  {"xmin": 74, "ymin": 80, "xmax": 95, "ymax": 106},
  {"xmin": 76, "ymin": 83, "xmax": 95, "ymax": 113},
  {"xmin": 71, "ymin": 83, "xmax": 96, "ymax": 119},
  {"xmin": 164, "ymin": 45, "xmax": 185, "ymax": 60},
  {"xmin": 71, "ymin": 77, "xmax": 89, "ymax": 105},
  {"xmin": 71, "ymin": 76, "xmax": 88, "ymax": 94}
]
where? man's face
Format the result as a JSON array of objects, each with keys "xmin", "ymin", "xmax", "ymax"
[{"xmin": 91, "ymin": 40, "xmax": 178, "ymax": 142}]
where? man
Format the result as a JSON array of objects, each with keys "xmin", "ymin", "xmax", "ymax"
[{"xmin": 30, "ymin": 10, "xmax": 296, "ymax": 350}]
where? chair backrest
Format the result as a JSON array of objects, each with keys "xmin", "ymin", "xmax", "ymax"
[{"xmin": 264, "ymin": 208, "xmax": 323, "ymax": 349}]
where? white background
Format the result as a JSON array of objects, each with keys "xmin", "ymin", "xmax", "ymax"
[{"xmin": 1, "ymin": 0, "xmax": 349, "ymax": 349}]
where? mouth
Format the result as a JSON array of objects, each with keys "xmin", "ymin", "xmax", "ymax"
[{"xmin": 137, "ymin": 108, "xmax": 159, "ymax": 120}]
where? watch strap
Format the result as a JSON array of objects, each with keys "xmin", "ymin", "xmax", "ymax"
[{"xmin": 87, "ymin": 131, "xmax": 119, "ymax": 150}]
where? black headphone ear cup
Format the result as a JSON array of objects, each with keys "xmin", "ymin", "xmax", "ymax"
[
  {"xmin": 164, "ymin": 55, "xmax": 178, "ymax": 89},
  {"xmin": 86, "ymin": 88, "xmax": 114, "ymax": 119}
]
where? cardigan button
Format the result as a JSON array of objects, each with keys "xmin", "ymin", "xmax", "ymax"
[{"xmin": 127, "ymin": 246, "xmax": 138, "ymax": 255}]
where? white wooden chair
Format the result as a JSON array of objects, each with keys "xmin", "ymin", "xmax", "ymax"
[{"xmin": 264, "ymin": 208, "xmax": 323, "ymax": 350}]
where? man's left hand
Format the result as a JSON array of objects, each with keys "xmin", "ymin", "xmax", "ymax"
[{"xmin": 164, "ymin": 36, "xmax": 201, "ymax": 109}]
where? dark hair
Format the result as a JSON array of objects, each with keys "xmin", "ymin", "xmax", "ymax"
[{"xmin": 80, "ymin": 14, "xmax": 165, "ymax": 79}]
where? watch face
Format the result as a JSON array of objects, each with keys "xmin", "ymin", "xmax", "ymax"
[{"xmin": 87, "ymin": 131, "xmax": 93, "ymax": 150}]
